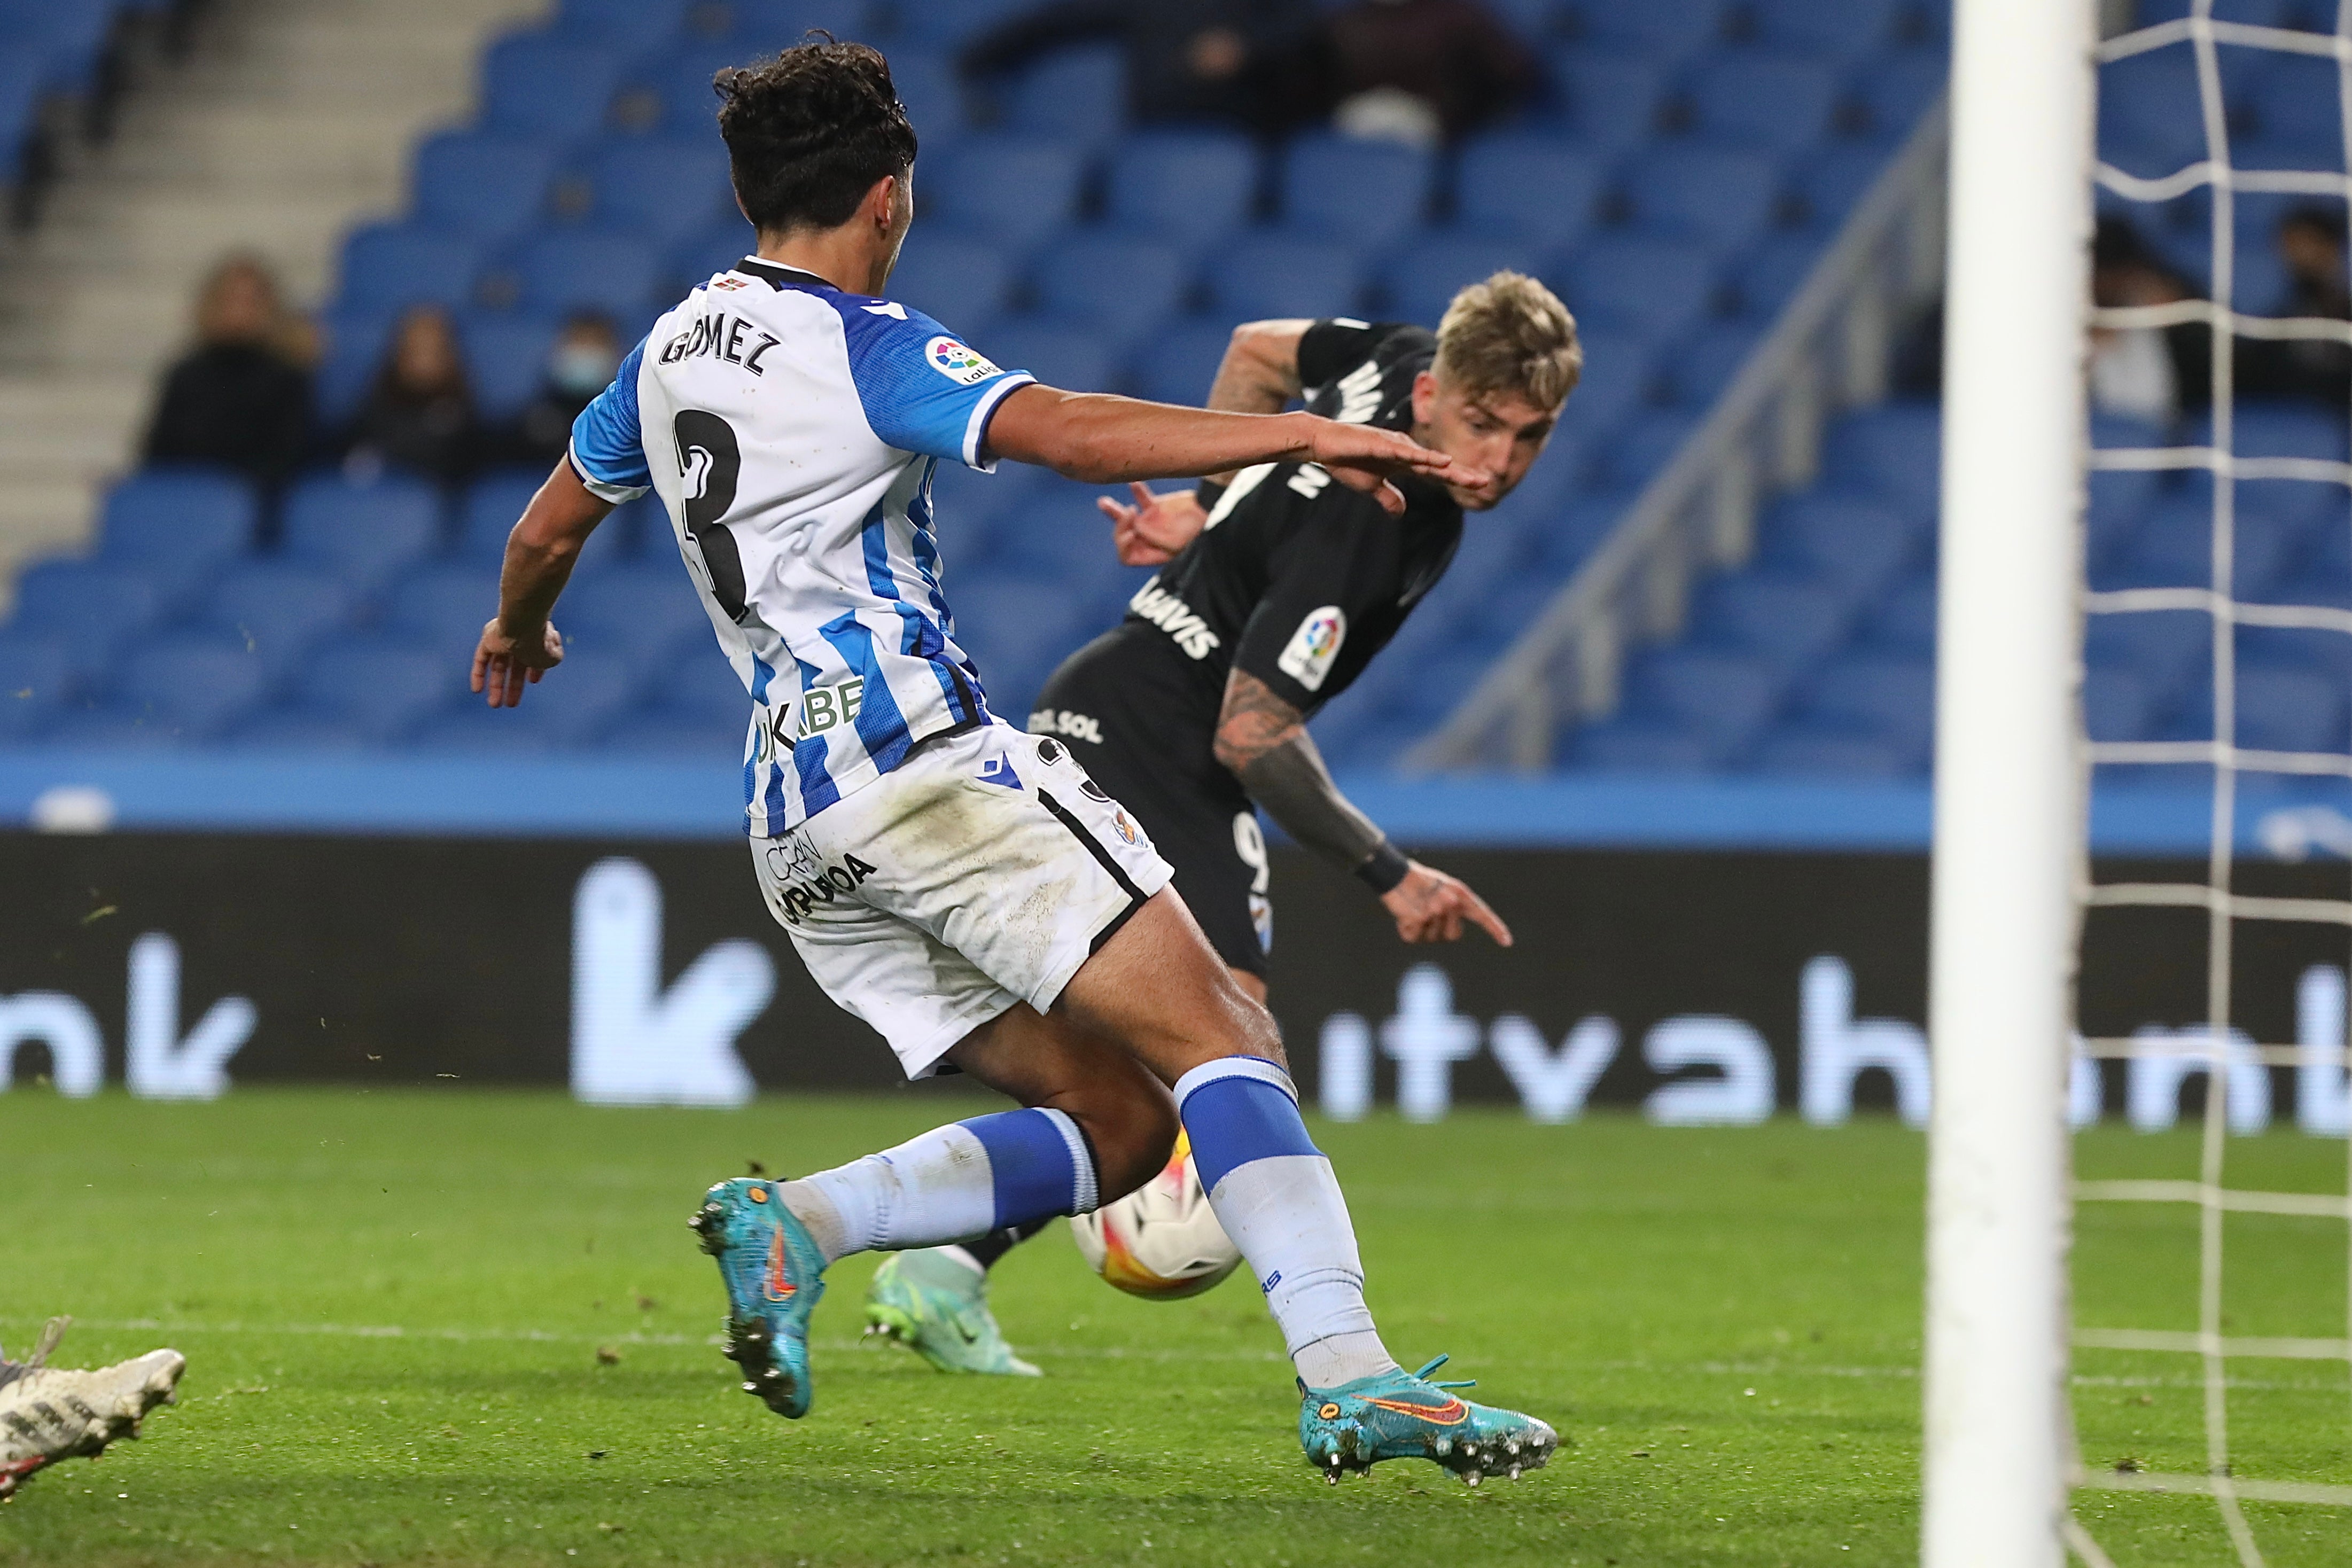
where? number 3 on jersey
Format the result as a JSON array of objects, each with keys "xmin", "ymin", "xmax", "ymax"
[{"xmin": 675, "ymin": 410, "xmax": 748, "ymax": 621}]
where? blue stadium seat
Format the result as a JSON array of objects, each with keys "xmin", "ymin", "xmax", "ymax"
[
  {"xmin": 315, "ymin": 309, "xmax": 394, "ymax": 424},
  {"xmin": 278, "ymin": 477, "xmax": 443, "ymax": 592},
  {"xmin": 1855, "ymin": 569, "xmax": 1936, "ymax": 656},
  {"xmin": 1588, "ymin": 408, "xmax": 1700, "ymax": 489},
  {"xmin": 1844, "ymin": 46, "xmax": 1949, "ymax": 145},
  {"xmin": 1453, "ymin": 134, "xmax": 1610, "ymax": 250},
  {"xmin": 2098, "ymin": 45, "xmax": 2207, "ymax": 182},
  {"xmin": 2083, "ymin": 666, "xmax": 2163, "ymax": 744},
  {"xmin": 1744, "ymin": 726, "xmax": 1921, "ymax": 776},
  {"xmin": 1103, "ymin": 132, "xmax": 1261, "ymax": 253},
  {"xmin": 2243, "ymin": 50, "xmax": 2345, "ymax": 165},
  {"xmin": 480, "ymin": 31, "xmax": 627, "ymax": 141},
  {"xmin": 381, "ymin": 562, "xmax": 502, "ymax": 652},
  {"xmin": 0, "ymin": 60, "xmax": 41, "ymax": 184},
  {"xmin": 1615, "ymin": 646, "xmax": 1786, "ymax": 754},
  {"xmin": 924, "ymin": 136, "xmax": 1089, "ymax": 250},
  {"xmin": 412, "ymin": 134, "xmax": 558, "ymax": 241},
  {"xmin": 670, "ymin": 217, "xmax": 760, "ymax": 289},
  {"xmin": 494, "ymin": 229, "xmax": 663, "ymax": 323},
  {"xmin": 1006, "ymin": 44, "xmax": 1125, "ymax": 147},
  {"xmin": 1549, "ymin": 236, "xmax": 1719, "ymax": 337},
  {"xmin": 1820, "ymin": 402, "xmax": 1941, "ymax": 510},
  {"xmin": 1127, "ymin": 319, "xmax": 1235, "ymax": 406},
  {"xmin": 981, "ymin": 318, "xmax": 1119, "ymax": 394},
  {"xmin": 581, "ymin": 137, "xmax": 735, "ymax": 246},
  {"xmin": 889, "ymin": 49, "xmax": 969, "ymax": 150},
  {"xmin": 2195, "ymin": 402, "xmax": 2351, "ymax": 463},
  {"xmin": 1681, "ymin": 52, "xmax": 1844, "ymax": 153},
  {"xmin": 1623, "ymin": 145, "xmax": 1786, "ymax": 248},
  {"xmin": 1380, "ymin": 232, "xmax": 1546, "ymax": 326},
  {"xmin": 452, "ymin": 472, "xmax": 549, "ymax": 563},
  {"xmin": 946, "ymin": 571, "xmax": 1091, "ymax": 712},
  {"xmin": 893, "ymin": 0, "xmax": 1034, "ymax": 50},
  {"xmin": 1555, "ymin": 326, "xmax": 1655, "ymax": 434},
  {"xmin": 1204, "ymin": 234, "xmax": 1366, "ymax": 321},
  {"xmin": 0, "ymin": 636, "xmax": 71, "ymax": 737},
  {"xmin": 1545, "ymin": 48, "xmax": 1669, "ymax": 147},
  {"xmin": 195, "ymin": 564, "xmax": 355, "ymax": 676},
  {"xmin": 1563, "ymin": 0, "xmax": 1729, "ymax": 61},
  {"xmin": 642, "ymin": 643, "xmax": 751, "ymax": 729},
  {"xmin": 1657, "ymin": 319, "xmax": 1765, "ymax": 406},
  {"xmin": 2136, "ymin": 0, "xmax": 2314, "ymax": 27},
  {"xmin": 1031, "ymin": 234, "xmax": 1190, "ymax": 351},
  {"xmin": 237, "ymin": 638, "xmax": 465, "ymax": 747},
  {"xmin": 338, "ymin": 224, "xmax": 482, "ymax": 314},
  {"xmin": 95, "ymin": 471, "xmax": 257, "ymax": 576},
  {"xmin": 890, "ymin": 229, "xmax": 1016, "ymax": 335},
  {"xmin": 1789, "ymin": 143, "xmax": 1898, "ymax": 231},
  {"xmin": 409, "ymin": 640, "xmax": 647, "ymax": 747},
  {"xmin": 104, "ymin": 638, "xmax": 276, "ymax": 741},
  {"xmin": 458, "ymin": 312, "xmax": 563, "ymax": 422},
  {"xmin": 1786, "ymin": 654, "xmax": 1936, "ymax": 754},
  {"xmin": 7, "ymin": 560, "xmax": 173, "ymax": 641},
  {"xmin": 1687, "ymin": 572, "xmax": 1856, "ymax": 667},
  {"xmin": 1731, "ymin": 230, "xmax": 1830, "ymax": 319},
  {"xmin": 556, "ymin": 565, "xmax": 711, "ymax": 661},
  {"xmin": 551, "ymin": 0, "xmax": 694, "ymax": 52},
  {"xmin": 1753, "ymin": 493, "xmax": 1925, "ymax": 595},
  {"xmin": 1277, "ymin": 135, "xmax": 1437, "ymax": 249},
  {"xmin": 1562, "ymin": 713, "xmax": 1717, "ymax": 770},
  {"xmin": 2085, "ymin": 607, "xmax": 2209, "ymax": 693},
  {"xmin": 2234, "ymin": 666, "xmax": 2348, "ymax": 754},
  {"xmin": 634, "ymin": 41, "xmax": 749, "ymax": 135},
  {"xmin": 718, "ymin": 0, "xmax": 874, "ymax": 43}
]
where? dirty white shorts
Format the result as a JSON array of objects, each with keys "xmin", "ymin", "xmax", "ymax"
[{"xmin": 750, "ymin": 721, "xmax": 1174, "ymax": 1079}]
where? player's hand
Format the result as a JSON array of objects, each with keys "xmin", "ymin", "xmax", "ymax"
[
  {"xmin": 472, "ymin": 617, "xmax": 564, "ymax": 708},
  {"xmin": 1099, "ymin": 481, "xmax": 1208, "ymax": 566},
  {"xmin": 1381, "ymin": 861, "xmax": 1514, "ymax": 947},
  {"xmin": 1303, "ymin": 418, "xmax": 1484, "ymax": 518}
]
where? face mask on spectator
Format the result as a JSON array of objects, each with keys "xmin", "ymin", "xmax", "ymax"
[{"xmin": 552, "ymin": 344, "xmax": 621, "ymax": 397}]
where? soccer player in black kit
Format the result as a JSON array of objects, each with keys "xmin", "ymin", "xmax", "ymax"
[{"xmin": 865, "ymin": 272, "xmax": 1583, "ymax": 1373}]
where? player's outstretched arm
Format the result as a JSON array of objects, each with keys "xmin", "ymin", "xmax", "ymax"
[
  {"xmin": 1212, "ymin": 670, "xmax": 1512, "ymax": 948},
  {"xmin": 471, "ymin": 456, "xmax": 614, "ymax": 708},
  {"xmin": 985, "ymin": 385, "xmax": 1475, "ymax": 518}
]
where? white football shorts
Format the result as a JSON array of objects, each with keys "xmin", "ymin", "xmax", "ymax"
[{"xmin": 750, "ymin": 720, "xmax": 1174, "ymax": 1079}]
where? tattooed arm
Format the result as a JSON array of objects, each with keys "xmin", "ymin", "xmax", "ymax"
[{"xmin": 1212, "ymin": 669, "xmax": 1512, "ymax": 946}]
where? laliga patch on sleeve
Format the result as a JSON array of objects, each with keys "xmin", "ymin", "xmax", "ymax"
[
  {"xmin": 925, "ymin": 336, "xmax": 1003, "ymax": 386},
  {"xmin": 1276, "ymin": 606, "xmax": 1347, "ymax": 692}
]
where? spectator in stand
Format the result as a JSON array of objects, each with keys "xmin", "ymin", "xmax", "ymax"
[
  {"xmin": 500, "ymin": 311, "xmax": 624, "ymax": 469},
  {"xmin": 142, "ymin": 254, "xmax": 313, "ymax": 490},
  {"xmin": 1314, "ymin": 0, "xmax": 1540, "ymax": 146},
  {"xmin": 959, "ymin": 1, "xmax": 1323, "ymax": 136},
  {"xmin": 2240, "ymin": 205, "xmax": 2351, "ymax": 407},
  {"xmin": 339, "ymin": 305, "xmax": 482, "ymax": 488},
  {"xmin": 2088, "ymin": 215, "xmax": 2204, "ymax": 424}
]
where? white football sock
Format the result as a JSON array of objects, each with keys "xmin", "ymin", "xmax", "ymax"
[{"xmin": 1173, "ymin": 1056, "xmax": 1401, "ymax": 1388}]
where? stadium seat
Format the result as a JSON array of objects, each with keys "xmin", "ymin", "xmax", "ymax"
[
  {"xmin": 1843, "ymin": 46, "xmax": 1949, "ymax": 145},
  {"xmin": 2234, "ymin": 665, "xmax": 2349, "ymax": 754},
  {"xmin": 194, "ymin": 564, "xmax": 356, "ymax": 676},
  {"xmin": 642, "ymin": 643, "xmax": 752, "ymax": 729},
  {"xmin": 1379, "ymin": 232, "xmax": 1547, "ymax": 326},
  {"xmin": 1587, "ymin": 408, "xmax": 1700, "ymax": 490},
  {"xmin": 556, "ymin": 565, "xmax": 712, "ymax": 661},
  {"xmin": 0, "ymin": 636, "xmax": 72, "ymax": 737},
  {"xmin": 1005, "ymin": 44, "xmax": 1125, "ymax": 148},
  {"xmin": 1752, "ymin": 493, "xmax": 1925, "ymax": 595},
  {"xmin": 2086, "ymin": 607, "xmax": 2209, "ymax": 693},
  {"xmin": 381, "ymin": 563, "xmax": 504, "ymax": 652},
  {"xmin": 278, "ymin": 477, "xmax": 443, "ymax": 592},
  {"xmin": 982, "ymin": 318, "xmax": 1120, "ymax": 395},
  {"xmin": 892, "ymin": 0, "xmax": 1032, "ymax": 50},
  {"xmin": 1562, "ymin": 0, "xmax": 1730, "ymax": 61},
  {"xmin": 1618, "ymin": 646, "xmax": 1787, "ymax": 754},
  {"xmin": 946, "ymin": 571, "xmax": 1091, "ymax": 712},
  {"xmin": 1030, "ymin": 233, "xmax": 1191, "ymax": 352},
  {"xmin": 2082, "ymin": 666, "xmax": 2163, "ymax": 744},
  {"xmin": 1745, "ymin": 0, "xmax": 1910, "ymax": 59},
  {"xmin": 923, "ymin": 135, "xmax": 1089, "ymax": 250},
  {"xmin": 581, "ymin": 137, "xmax": 735, "ymax": 246},
  {"xmin": 1544, "ymin": 48, "xmax": 1670, "ymax": 149},
  {"xmin": 1854, "ymin": 570, "xmax": 1936, "ymax": 656},
  {"xmin": 95, "ymin": 471, "xmax": 258, "ymax": 576},
  {"xmin": 480, "ymin": 32, "xmax": 628, "ymax": 141},
  {"xmin": 1452, "ymin": 135, "xmax": 1610, "ymax": 251},
  {"xmin": 422, "ymin": 639, "xmax": 648, "ymax": 746},
  {"xmin": 7, "ymin": 560, "xmax": 174, "ymax": 641},
  {"xmin": 1276, "ymin": 135, "xmax": 1437, "ymax": 250},
  {"xmin": 1820, "ymin": 402, "xmax": 1941, "ymax": 511},
  {"xmin": 104, "ymin": 638, "xmax": 276, "ymax": 741},
  {"xmin": 889, "ymin": 49, "xmax": 969, "ymax": 151},
  {"xmin": 1205, "ymin": 234, "xmax": 1366, "ymax": 322},
  {"xmin": 1744, "ymin": 726, "xmax": 1921, "ymax": 776},
  {"xmin": 458, "ymin": 312, "xmax": 563, "ymax": 422},
  {"xmin": 1562, "ymin": 712, "xmax": 1718, "ymax": 770},
  {"xmin": 1679, "ymin": 53, "xmax": 1845, "ymax": 153},
  {"xmin": 890, "ymin": 229, "xmax": 1016, "ymax": 332},
  {"xmin": 2207, "ymin": 402, "xmax": 2352, "ymax": 464},
  {"xmin": 1786, "ymin": 654, "xmax": 1937, "ymax": 754},
  {"xmin": 1126, "ymin": 319, "xmax": 1235, "ymax": 406},
  {"xmin": 1549, "ymin": 236, "xmax": 1720, "ymax": 338},
  {"xmin": 1102, "ymin": 132, "xmax": 1261, "ymax": 253},
  {"xmin": 337, "ymin": 224, "xmax": 483, "ymax": 314},
  {"xmin": 1554, "ymin": 326, "xmax": 1655, "ymax": 434},
  {"xmin": 1732, "ymin": 230, "xmax": 1831, "ymax": 319},
  {"xmin": 2243, "ymin": 49, "xmax": 2345, "ymax": 165},
  {"xmin": 1687, "ymin": 572, "xmax": 1857, "ymax": 667},
  {"xmin": 238, "ymin": 637, "xmax": 469, "ymax": 746},
  {"xmin": 2098, "ymin": 45, "xmax": 2207, "ymax": 181},
  {"xmin": 720, "ymin": 0, "xmax": 874, "ymax": 42},
  {"xmin": 670, "ymin": 217, "xmax": 761, "ymax": 290},
  {"xmin": 412, "ymin": 134, "xmax": 558, "ymax": 241},
  {"xmin": 1658, "ymin": 319, "xmax": 1766, "ymax": 406},
  {"xmin": 495, "ymin": 229, "xmax": 663, "ymax": 323},
  {"xmin": 551, "ymin": 0, "xmax": 694, "ymax": 52},
  {"xmin": 1623, "ymin": 145, "xmax": 1787, "ymax": 249}
]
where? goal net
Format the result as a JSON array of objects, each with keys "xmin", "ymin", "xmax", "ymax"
[
  {"xmin": 1929, "ymin": 3, "xmax": 2352, "ymax": 1564},
  {"xmin": 2065, "ymin": 3, "xmax": 2352, "ymax": 1564}
]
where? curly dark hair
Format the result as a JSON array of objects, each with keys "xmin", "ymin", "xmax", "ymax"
[{"xmin": 715, "ymin": 39, "xmax": 918, "ymax": 235}]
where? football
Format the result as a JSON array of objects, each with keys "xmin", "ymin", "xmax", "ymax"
[{"xmin": 1069, "ymin": 1130, "xmax": 1244, "ymax": 1300}]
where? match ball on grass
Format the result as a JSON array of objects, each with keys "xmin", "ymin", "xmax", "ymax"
[{"xmin": 1069, "ymin": 1130, "xmax": 1243, "ymax": 1300}]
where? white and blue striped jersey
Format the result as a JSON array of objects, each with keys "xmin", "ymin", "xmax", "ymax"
[{"xmin": 567, "ymin": 257, "xmax": 1036, "ymax": 836}]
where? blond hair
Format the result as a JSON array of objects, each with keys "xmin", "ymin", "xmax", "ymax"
[{"xmin": 1435, "ymin": 271, "xmax": 1581, "ymax": 410}]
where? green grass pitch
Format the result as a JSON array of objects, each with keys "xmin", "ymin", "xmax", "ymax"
[{"xmin": 2, "ymin": 1089, "xmax": 2345, "ymax": 1566}]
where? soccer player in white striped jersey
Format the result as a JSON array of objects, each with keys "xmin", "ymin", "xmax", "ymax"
[{"xmin": 470, "ymin": 40, "xmax": 1557, "ymax": 1484}]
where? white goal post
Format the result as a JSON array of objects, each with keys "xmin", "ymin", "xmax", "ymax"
[{"xmin": 1924, "ymin": 0, "xmax": 2096, "ymax": 1564}]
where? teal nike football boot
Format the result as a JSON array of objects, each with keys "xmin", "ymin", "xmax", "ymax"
[
  {"xmin": 863, "ymin": 1249, "xmax": 1041, "ymax": 1376},
  {"xmin": 1298, "ymin": 1356, "xmax": 1560, "ymax": 1486},
  {"xmin": 687, "ymin": 1177, "xmax": 825, "ymax": 1418}
]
